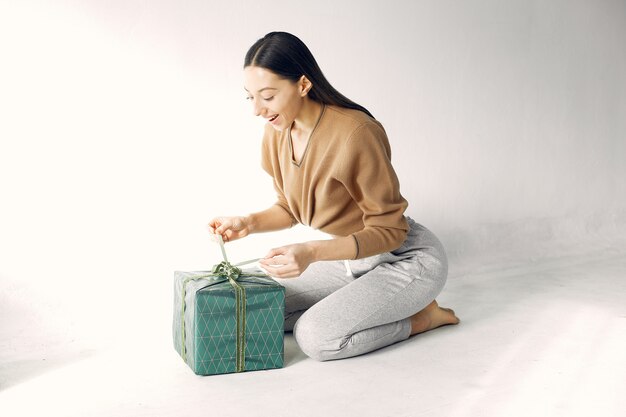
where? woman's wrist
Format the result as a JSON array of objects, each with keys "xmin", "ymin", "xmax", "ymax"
[
  {"xmin": 305, "ymin": 240, "xmax": 321, "ymax": 263},
  {"xmin": 243, "ymin": 214, "xmax": 256, "ymax": 234},
  {"xmin": 305, "ymin": 237, "xmax": 356, "ymax": 263}
]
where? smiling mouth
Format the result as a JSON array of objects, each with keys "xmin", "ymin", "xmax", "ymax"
[{"xmin": 268, "ymin": 115, "xmax": 278, "ymax": 122}]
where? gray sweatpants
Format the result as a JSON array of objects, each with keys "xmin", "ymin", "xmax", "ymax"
[{"xmin": 275, "ymin": 217, "xmax": 448, "ymax": 361}]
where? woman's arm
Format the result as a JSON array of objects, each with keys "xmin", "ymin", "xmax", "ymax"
[
  {"xmin": 208, "ymin": 204, "xmax": 294, "ymax": 242},
  {"xmin": 338, "ymin": 122, "xmax": 409, "ymax": 259},
  {"xmin": 306, "ymin": 236, "xmax": 357, "ymax": 262},
  {"xmin": 259, "ymin": 236, "xmax": 356, "ymax": 278},
  {"xmin": 247, "ymin": 204, "xmax": 295, "ymax": 234}
]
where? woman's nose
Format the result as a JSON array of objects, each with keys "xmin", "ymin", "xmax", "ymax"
[{"xmin": 252, "ymin": 99, "xmax": 263, "ymax": 117}]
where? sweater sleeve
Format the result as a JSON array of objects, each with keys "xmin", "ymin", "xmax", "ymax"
[
  {"xmin": 338, "ymin": 122, "xmax": 409, "ymax": 259},
  {"xmin": 261, "ymin": 130, "xmax": 298, "ymax": 226}
]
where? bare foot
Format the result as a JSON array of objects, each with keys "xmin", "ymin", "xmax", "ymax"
[{"xmin": 409, "ymin": 300, "xmax": 460, "ymax": 336}]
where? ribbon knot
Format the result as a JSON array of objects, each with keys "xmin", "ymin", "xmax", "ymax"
[{"xmin": 212, "ymin": 261, "xmax": 242, "ymax": 282}]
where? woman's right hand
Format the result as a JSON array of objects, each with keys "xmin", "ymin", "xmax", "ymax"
[{"xmin": 208, "ymin": 216, "xmax": 251, "ymax": 243}]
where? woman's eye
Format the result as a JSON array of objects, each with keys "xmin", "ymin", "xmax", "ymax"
[{"xmin": 245, "ymin": 95, "xmax": 273, "ymax": 101}]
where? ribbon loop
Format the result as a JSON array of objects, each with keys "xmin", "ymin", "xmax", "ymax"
[{"xmin": 212, "ymin": 261, "xmax": 242, "ymax": 282}]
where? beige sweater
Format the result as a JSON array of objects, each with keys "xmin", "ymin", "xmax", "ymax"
[{"xmin": 261, "ymin": 105, "xmax": 409, "ymax": 259}]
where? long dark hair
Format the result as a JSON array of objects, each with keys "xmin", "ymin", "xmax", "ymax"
[{"xmin": 244, "ymin": 32, "xmax": 374, "ymax": 119}]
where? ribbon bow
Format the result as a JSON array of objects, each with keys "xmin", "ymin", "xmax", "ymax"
[
  {"xmin": 212, "ymin": 260, "xmax": 243, "ymax": 282},
  {"xmin": 180, "ymin": 236, "xmax": 263, "ymax": 373}
]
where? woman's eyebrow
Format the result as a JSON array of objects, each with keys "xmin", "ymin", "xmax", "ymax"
[{"xmin": 244, "ymin": 87, "xmax": 278, "ymax": 93}]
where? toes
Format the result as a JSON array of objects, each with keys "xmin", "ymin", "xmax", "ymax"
[{"xmin": 438, "ymin": 307, "xmax": 460, "ymax": 325}]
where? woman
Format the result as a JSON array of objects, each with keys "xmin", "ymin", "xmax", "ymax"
[{"xmin": 208, "ymin": 32, "xmax": 459, "ymax": 362}]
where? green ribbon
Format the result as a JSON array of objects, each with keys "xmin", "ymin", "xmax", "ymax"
[{"xmin": 180, "ymin": 236, "xmax": 263, "ymax": 373}]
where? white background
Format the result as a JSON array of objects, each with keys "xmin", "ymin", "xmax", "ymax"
[{"xmin": 1, "ymin": 0, "xmax": 625, "ymax": 385}]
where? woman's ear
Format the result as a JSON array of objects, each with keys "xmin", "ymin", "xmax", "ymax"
[{"xmin": 299, "ymin": 75, "xmax": 313, "ymax": 97}]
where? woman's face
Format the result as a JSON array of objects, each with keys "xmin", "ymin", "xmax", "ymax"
[{"xmin": 244, "ymin": 66, "xmax": 306, "ymax": 131}]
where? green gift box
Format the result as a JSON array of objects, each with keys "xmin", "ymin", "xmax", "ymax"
[{"xmin": 173, "ymin": 265, "xmax": 285, "ymax": 375}]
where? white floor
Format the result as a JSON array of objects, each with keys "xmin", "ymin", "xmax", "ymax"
[{"xmin": 1, "ymin": 240, "xmax": 625, "ymax": 417}]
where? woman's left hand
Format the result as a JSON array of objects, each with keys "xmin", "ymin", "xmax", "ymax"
[{"xmin": 259, "ymin": 243, "xmax": 315, "ymax": 278}]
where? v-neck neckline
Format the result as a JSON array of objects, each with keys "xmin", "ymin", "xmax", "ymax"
[{"xmin": 288, "ymin": 104, "xmax": 326, "ymax": 167}]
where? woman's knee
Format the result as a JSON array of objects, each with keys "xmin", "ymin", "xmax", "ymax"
[{"xmin": 292, "ymin": 312, "xmax": 341, "ymax": 362}]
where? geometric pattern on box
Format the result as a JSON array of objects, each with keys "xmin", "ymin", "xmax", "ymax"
[{"xmin": 173, "ymin": 269, "xmax": 285, "ymax": 375}]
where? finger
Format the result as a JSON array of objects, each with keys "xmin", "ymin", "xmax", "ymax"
[
  {"xmin": 263, "ymin": 247, "xmax": 287, "ymax": 260},
  {"xmin": 222, "ymin": 230, "xmax": 236, "ymax": 243},
  {"xmin": 207, "ymin": 222, "xmax": 219, "ymax": 235},
  {"xmin": 275, "ymin": 266, "xmax": 300, "ymax": 279},
  {"xmin": 258, "ymin": 260, "xmax": 284, "ymax": 272},
  {"xmin": 215, "ymin": 220, "xmax": 232, "ymax": 235},
  {"xmin": 208, "ymin": 217, "xmax": 223, "ymax": 229},
  {"xmin": 262, "ymin": 249, "xmax": 278, "ymax": 260},
  {"xmin": 261, "ymin": 264, "xmax": 298, "ymax": 279},
  {"xmin": 259, "ymin": 263, "xmax": 276, "ymax": 274},
  {"xmin": 259, "ymin": 255, "xmax": 287, "ymax": 267},
  {"xmin": 210, "ymin": 233, "xmax": 230, "ymax": 243}
]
